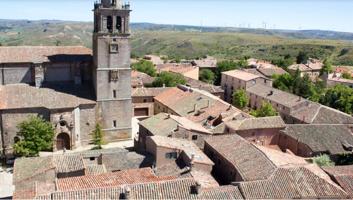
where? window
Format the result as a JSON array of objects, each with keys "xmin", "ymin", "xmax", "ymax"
[
  {"xmin": 192, "ymin": 135, "xmax": 198, "ymax": 140},
  {"xmin": 116, "ymin": 16, "xmax": 122, "ymax": 32},
  {"xmin": 165, "ymin": 152, "xmax": 178, "ymax": 159},
  {"xmin": 113, "ymin": 90, "xmax": 117, "ymax": 98},
  {"xmin": 143, "ymin": 99, "xmax": 147, "ymax": 103},
  {"xmin": 110, "ymin": 43, "xmax": 119, "ymax": 53},
  {"xmin": 90, "ymin": 157, "xmax": 95, "ymax": 161},
  {"xmin": 107, "ymin": 16, "xmax": 113, "ymax": 32},
  {"xmin": 113, "ymin": 120, "xmax": 117, "ymax": 128}
]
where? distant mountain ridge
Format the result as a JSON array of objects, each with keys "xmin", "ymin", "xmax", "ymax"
[{"xmin": 0, "ymin": 19, "xmax": 353, "ymax": 41}]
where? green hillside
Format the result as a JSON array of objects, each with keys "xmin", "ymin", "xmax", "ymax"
[{"xmin": 1, "ymin": 20, "xmax": 353, "ymax": 65}]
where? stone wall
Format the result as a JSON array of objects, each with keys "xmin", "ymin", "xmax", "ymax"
[{"xmin": 0, "ymin": 63, "xmax": 33, "ymax": 85}]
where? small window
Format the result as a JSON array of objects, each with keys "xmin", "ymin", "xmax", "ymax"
[
  {"xmin": 90, "ymin": 157, "xmax": 95, "ymax": 161},
  {"xmin": 143, "ymin": 99, "xmax": 147, "ymax": 103},
  {"xmin": 113, "ymin": 90, "xmax": 117, "ymax": 98},
  {"xmin": 110, "ymin": 43, "xmax": 119, "ymax": 53},
  {"xmin": 113, "ymin": 120, "xmax": 117, "ymax": 128},
  {"xmin": 165, "ymin": 152, "xmax": 178, "ymax": 159},
  {"xmin": 192, "ymin": 135, "xmax": 198, "ymax": 140},
  {"xmin": 107, "ymin": 16, "xmax": 113, "ymax": 32}
]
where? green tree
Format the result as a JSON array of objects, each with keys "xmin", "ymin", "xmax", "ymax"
[
  {"xmin": 14, "ymin": 116, "xmax": 55, "ymax": 157},
  {"xmin": 320, "ymin": 58, "xmax": 333, "ymax": 75},
  {"xmin": 132, "ymin": 60, "xmax": 157, "ymax": 77},
  {"xmin": 296, "ymin": 51, "xmax": 309, "ymax": 64},
  {"xmin": 232, "ymin": 90, "xmax": 249, "ymax": 109},
  {"xmin": 320, "ymin": 84, "xmax": 353, "ymax": 114},
  {"xmin": 250, "ymin": 102, "xmax": 278, "ymax": 117},
  {"xmin": 342, "ymin": 72, "xmax": 353, "ymax": 80},
  {"xmin": 152, "ymin": 72, "xmax": 186, "ymax": 87},
  {"xmin": 92, "ymin": 123, "xmax": 104, "ymax": 149},
  {"xmin": 271, "ymin": 54, "xmax": 294, "ymax": 69},
  {"xmin": 273, "ymin": 73, "xmax": 294, "ymax": 92},
  {"xmin": 312, "ymin": 154, "xmax": 335, "ymax": 167},
  {"xmin": 199, "ymin": 69, "xmax": 215, "ymax": 84}
]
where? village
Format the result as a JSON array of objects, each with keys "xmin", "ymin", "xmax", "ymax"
[{"xmin": 1, "ymin": 0, "xmax": 353, "ymax": 199}]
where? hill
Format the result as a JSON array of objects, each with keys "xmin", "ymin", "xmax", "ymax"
[{"xmin": 0, "ymin": 20, "xmax": 353, "ymax": 65}]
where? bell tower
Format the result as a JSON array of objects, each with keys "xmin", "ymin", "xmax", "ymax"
[{"xmin": 93, "ymin": 0, "xmax": 132, "ymax": 140}]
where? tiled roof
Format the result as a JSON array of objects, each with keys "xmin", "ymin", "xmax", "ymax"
[
  {"xmin": 56, "ymin": 168, "xmax": 176, "ymax": 192},
  {"xmin": 239, "ymin": 167, "xmax": 347, "ymax": 199},
  {"xmin": 192, "ymin": 56, "xmax": 217, "ymax": 68},
  {"xmin": 222, "ymin": 69, "xmax": 260, "ymax": 81},
  {"xmin": 0, "ymin": 84, "xmax": 95, "ymax": 110},
  {"xmin": 13, "ymin": 156, "xmax": 55, "ymax": 184},
  {"xmin": 132, "ymin": 87, "xmax": 170, "ymax": 97},
  {"xmin": 184, "ymin": 76, "xmax": 224, "ymax": 94},
  {"xmin": 246, "ymin": 84, "xmax": 308, "ymax": 108},
  {"xmin": 149, "ymin": 136, "xmax": 214, "ymax": 166},
  {"xmin": 140, "ymin": 113, "xmax": 212, "ymax": 137},
  {"xmin": 225, "ymin": 116, "xmax": 285, "ymax": 131},
  {"xmin": 283, "ymin": 124, "xmax": 353, "ymax": 155},
  {"xmin": 53, "ymin": 155, "xmax": 85, "ymax": 173},
  {"xmin": 288, "ymin": 63, "xmax": 312, "ymax": 72},
  {"xmin": 156, "ymin": 63, "xmax": 197, "ymax": 74},
  {"xmin": 0, "ymin": 46, "xmax": 92, "ymax": 64},
  {"xmin": 322, "ymin": 165, "xmax": 353, "ymax": 197},
  {"xmin": 205, "ymin": 134, "xmax": 276, "ymax": 181},
  {"xmin": 37, "ymin": 178, "xmax": 243, "ymax": 200},
  {"xmin": 131, "ymin": 70, "xmax": 155, "ymax": 87},
  {"xmin": 190, "ymin": 170, "xmax": 219, "ymax": 189},
  {"xmin": 257, "ymin": 67, "xmax": 287, "ymax": 77},
  {"xmin": 85, "ymin": 164, "xmax": 107, "ymax": 175}
]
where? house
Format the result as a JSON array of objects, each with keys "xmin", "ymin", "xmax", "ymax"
[
  {"xmin": 278, "ymin": 124, "xmax": 353, "ymax": 158},
  {"xmin": 146, "ymin": 136, "xmax": 214, "ymax": 173},
  {"xmin": 191, "ymin": 56, "xmax": 217, "ymax": 71},
  {"xmin": 221, "ymin": 70, "xmax": 272, "ymax": 103},
  {"xmin": 156, "ymin": 63, "xmax": 199, "ymax": 80},
  {"xmin": 131, "ymin": 70, "xmax": 154, "ymax": 88},
  {"xmin": 143, "ymin": 55, "xmax": 165, "ymax": 65},
  {"xmin": 184, "ymin": 76, "xmax": 224, "ymax": 99},
  {"xmin": 224, "ymin": 116, "xmax": 286, "ymax": 146},
  {"xmin": 246, "ymin": 58, "xmax": 287, "ymax": 78},
  {"xmin": 137, "ymin": 113, "xmax": 212, "ymax": 150},
  {"xmin": 246, "ymin": 84, "xmax": 308, "ymax": 117},
  {"xmin": 322, "ymin": 165, "xmax": 353, "ymax": 198},
  {"xmin": 288, "ymin": 58, "xmax": 323, "ymax": 80},
  {"xmin": 132, "ymin": 87, "xmax": 170, "ymax": 117},
  {"xmin": 325, "ymin": 73, "xmax": 353, "ymax": 88},
  {"xmin": 153, "ymin": 86, "xmax": 251, "ymax": 128}
]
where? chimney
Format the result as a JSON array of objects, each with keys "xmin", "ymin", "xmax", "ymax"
[
  {"xmin": 193, "ymin": 104, "xmax": 198, "ymax": 112},
  {"xmin": 190, "ymin": 154, "xmax": 195, "ymax": 171},
  {"xmin": 163, "ymin": 83, "xmax": 166, "ymax": 88},
  {"xmin": 190, "ymin": 182, "xmax": 202, "ymax": 195},
  {"xmin": 123, "ymin": 186, "xmax": 131, "ymax": 199}
]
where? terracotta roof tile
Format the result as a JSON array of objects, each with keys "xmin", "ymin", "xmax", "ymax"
[
  {"xmin": 225, "ymin": 116, "xmax": 285, "ymax": 131},
  {"xmin": 0, "ymin": 46, "xmax": 92, "ymax": 64},
  {"xmin": 222, "ymin": 69, "xmax": 260, "ymax": 81}
]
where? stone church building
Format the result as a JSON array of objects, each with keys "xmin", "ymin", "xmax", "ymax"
[{"xmin": 0, "ymin": 0, "xmax": 132, "ymax": 158}]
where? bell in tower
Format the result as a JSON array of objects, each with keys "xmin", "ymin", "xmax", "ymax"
[{"xmin": 92, "ymin": 0, "xmax": 132, "ymax": 141}]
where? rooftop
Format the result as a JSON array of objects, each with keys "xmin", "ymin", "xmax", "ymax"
[
  {"xmin": 0, "ymin": 84, "xmax": 95, "ymax": 110},
  {"xmin": 225, "ymin": 116, "xmax": 285, "ymax": 131},
  {"xmin": 322, "ymin": 165, "xmax": 353, "ymax": 197},
  {"xmin": 205, "ymin": 134, "xmax": 276, "ymax": 181},
  {"xmin": 156, "ymin": 63, "xmax": 197, "ymax": 74},
  {"xmin": 192, "ymin": 56, "xmax": 217, "ymax": 68},
  {"xmin": 0, "ymin": 46, "xmax": 92, "ymax": 64},
  {"xmin": 282, "ymin": 124, "xmax": 353, "ymax": 155},
  {"xmin": 184, "ymin": 76, "xmax": 224, "ymax": 94},
  {"xmin": 246, "ymin": 84, "xmax": 308, "ymax": 108},
  {"xmin": 132, "ymin": 87, "xmax": 170, "ymax": 97},
  {"xmin": 149, "ymin": 136, "xmax": 214, "ymax": 166},
  {"xmin": 131, "ymin": 70, "xmax": 155, "ymax": 87},
  {"xmin": 222, "ymin": 69, "xmax": 260, "ymax": 81}
]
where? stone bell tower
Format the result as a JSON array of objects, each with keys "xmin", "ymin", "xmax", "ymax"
[{"xmin": 93, "ymin": 0, "xmax": 132, "ymax": 140}]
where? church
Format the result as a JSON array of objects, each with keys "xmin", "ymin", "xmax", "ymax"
[{"xmin": 0, "ymin": 0, "xmax": 132, "ymax": 158}]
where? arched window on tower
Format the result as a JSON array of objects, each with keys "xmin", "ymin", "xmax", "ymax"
[
  {"xmin": 107, "ymin": 16, "xmax": 113, "ymax": 32},
  {"xmin": 116, "ymin": 16, "xmax": 122, "ymax": 33}
]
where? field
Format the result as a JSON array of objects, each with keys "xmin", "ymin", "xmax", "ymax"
[{"xmin": 1, "ymin": 20, "xmax": 353, "ymax": 65}]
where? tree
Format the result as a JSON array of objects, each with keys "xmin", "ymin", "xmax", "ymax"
[
  {"xmin": 342, "ymin": 72, "xmax": 353, "ymax": 80},
  {"xmin": 273, "ymin": 73, "xmax": 294, "ymax": 92},
  {"xmin": 312, "ymin": 154, "xmax": 335, "ymax": 167},
  {"xmin": 320, "ymin": 58, "xmax": 333, "ymax": 75},
  {"xmin": 14, "ymin": 116, "xmax": 55, "ymax": 157},
  {"xmin": 132, "ymin": 60, "xmax": 157, "ymax": 77},
  {"xmin": 199, "ymin": 69, "xmax": 215, "ymax": 84},
  {"xmin": 92, "ymin": 123, "xmax": 104, "ymax": 149},
  {"xmin": 271, "ymin": 54, "xmax": 294, "ymax": 69},
  {"xmin": 296, "ymin": 51, "xmax": 309, "ymax": 64},
  {"xmin": 250, "ymin": 102, "xmax": 278, "ymax": 117},
  {"xmin": 232, "ymin": 89, "xmax": 249, "ymax": 109},
  {"xmin": 320, "ymin": 84, "xmax": 353, "ymax": 114},
  {"xmin": 152, "ymin": 72, "xmax": 186, "ymax": 87}
]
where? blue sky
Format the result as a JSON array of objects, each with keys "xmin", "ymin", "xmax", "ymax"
[{"xmin": 0, "ymin": 0, "xmax": 352, "ymax": 32}]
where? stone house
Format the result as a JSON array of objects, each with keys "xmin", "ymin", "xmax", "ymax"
[
  {"xmin": 278, "ymin": 124, "xmax": 353, "ymax": 158},
  {"xmin": 131, "ymin": 70, "xmax": 154, "ymax": 88},
  {"xmin": 224, "ymin": 116, "xmax": 286, "ymax": 146},
  {"xmin": 132, "ymin": 87, "xmax": 169, "ymax": 117},
  {"xmin": 137, "ymin": 113, "xmax": 212, "ymax": 150},
  {"xmin": 191, "ymin": 56, "xmax": 217, "ymax": 72},
  {"xmin": 288, "ymin": 58, "xmax": 323, "ymax": 80},
  {"xmin": 325, "ymin": 73, "xmax": 353, "ymax": 88},
  {"xmin": 145, "ymin": 136, "xmax": 214, "ymax": 173},
  {"xmin": 156, "ymin": 63, "xmax": 199, "ymax": 80},
  {"xmin": 184, "ymin": 76, "xmax": 224, "ymax": 99},
  {"xmin": 221, "ymin": 70, "xmax": 271, "ymax": 103}
]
